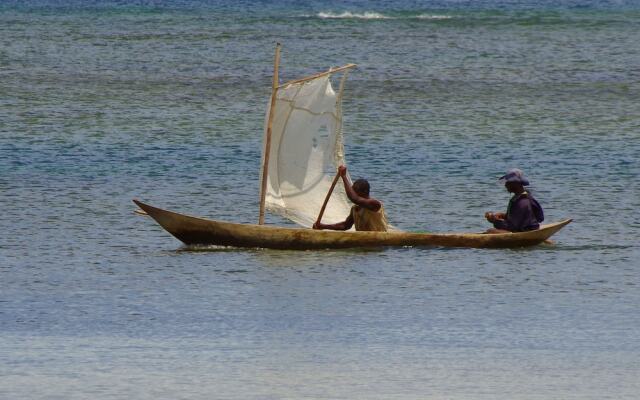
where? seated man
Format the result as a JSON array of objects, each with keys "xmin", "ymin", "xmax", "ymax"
[
  {"xmin": 485, "ymin": 168, "xmax": 544, "ymax": 233},
  {"xmin": 312, "ymin": 165, "xmax": 389, "ymax": 232}
]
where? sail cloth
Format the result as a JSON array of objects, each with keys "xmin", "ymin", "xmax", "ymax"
[{"xmin": 260, "ymin": 70, "xmax": 354, "ymax": 228}]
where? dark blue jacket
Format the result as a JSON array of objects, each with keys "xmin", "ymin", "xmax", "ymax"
[{"xmin": 493, "ymin": 192, "xmax": 544, "ymax": 232}]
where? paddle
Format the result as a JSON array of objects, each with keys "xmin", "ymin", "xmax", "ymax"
[{"xmin": 315, "ymin": 170, "xmax": 342, "ymax": 227}]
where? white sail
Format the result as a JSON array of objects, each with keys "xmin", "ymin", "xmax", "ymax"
[{"xmin": 260, "ymin": 70, "xmax": 354, "ymax": 228}]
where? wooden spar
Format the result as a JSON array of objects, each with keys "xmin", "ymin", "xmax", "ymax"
[
  {"xmin": 315, "ymin": 171, "xmax": 342, "ymax": 226},
  {"xmin": 278, "ymin": 63, "xmax": 357, "ymax": 88},
  {"xmin": 258, "ymin": 43, "xmax": 281, "ymax": 225}
]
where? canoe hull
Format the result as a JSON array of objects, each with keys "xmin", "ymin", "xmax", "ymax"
[{"xmin": 133, "ymin": 200, "xmax": 571, "ymax": 250}]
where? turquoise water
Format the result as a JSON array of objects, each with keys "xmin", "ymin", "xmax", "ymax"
[{"xmin": 1, "ymin": 2, "xmax": 639, "ymax": 399}]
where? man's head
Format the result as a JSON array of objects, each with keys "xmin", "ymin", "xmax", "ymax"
[
  {"xmin": 352, "ymin": 178, "xmax": 370, "ymax": 197},
  {"xmin": 504, "ymin": 181, "xmax": 524, "ymax": 194},
  {"xmin": 499, "ymin": 169, "xmax": 529, "ymax": 194}
]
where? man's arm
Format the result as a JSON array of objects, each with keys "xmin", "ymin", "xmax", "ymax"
[
  {"xmin": 504, "ymin": 199, "xmax": 530, "ymax": 232},
  {"xmin": 485, "ymin": 212, "xmax": 506, "ymax": 223},
  {"xmin": 313, "ymin": 212, "xmax": 354, "ymax": 231},
  {"xmin": 338, "ymin": 166, "xmax": 382, "ymax": 212},
  {"xmin": 486, "ymin": 212, "xmax": 509, "ymax": 230}
]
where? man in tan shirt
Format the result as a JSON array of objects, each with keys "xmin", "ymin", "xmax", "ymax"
[{"xmin": 312, "ymin": 165, "xmax": 389, "ymax": 232}]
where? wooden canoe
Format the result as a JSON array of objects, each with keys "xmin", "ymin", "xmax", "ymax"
[{"xmin": 133, "ymin": 200, "xmax": 571, "ymax": 250}]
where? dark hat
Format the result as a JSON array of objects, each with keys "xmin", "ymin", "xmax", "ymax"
[{"xmin": 499, "ymin": 168, "xmax": 530, "ymax": 186}]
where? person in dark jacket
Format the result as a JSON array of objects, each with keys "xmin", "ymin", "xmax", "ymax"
[{"xmin": 485, "ymin": 168, "xmax": 544, "ymax": 233}]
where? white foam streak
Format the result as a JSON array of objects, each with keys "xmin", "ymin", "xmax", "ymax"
[
  {"xmin": 317, "ymin": 11, "xmax": 390, "ymax": 20},
  {"xmin": 314, "ymin": 12, "xmax": 453, "ymax": 21},
  {"xmin": 416, "ymin": 14, "xmax": 453, "ymax": 20}
]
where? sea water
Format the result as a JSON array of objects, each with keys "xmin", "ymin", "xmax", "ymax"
[{"xmin": 1, "ymin": 1, "xmax": 639, "ymax": 398}]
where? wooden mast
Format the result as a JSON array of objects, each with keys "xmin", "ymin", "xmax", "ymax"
[{"xmin": 258, "ymin": 43, "xmax": 281, "ymax": 225}]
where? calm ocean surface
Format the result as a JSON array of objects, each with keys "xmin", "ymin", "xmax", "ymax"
[{"xmin": 1, "ymin": 1, "xmax": 639, "ymax": 399}]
